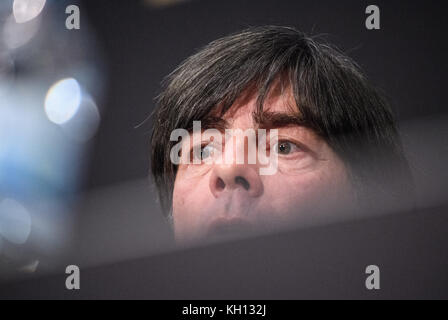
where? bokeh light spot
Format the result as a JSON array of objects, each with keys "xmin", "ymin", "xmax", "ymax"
[
  {"xmin": 45, "ymin": 78, "xmax": 82, "ymax": 125},
  {"xmin": 13, "ymin": 0, "xmax": 46, "ymax": 23},
  {"xmin": 0, "ymin": 198, "xmax": 32, "ymax": 245}
]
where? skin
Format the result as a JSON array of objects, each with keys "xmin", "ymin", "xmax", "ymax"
[{"xmin": 172, "ymin": 83, "xmax": 355, "ymax": 244}]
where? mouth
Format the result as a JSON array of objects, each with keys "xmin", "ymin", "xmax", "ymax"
[{"xmin": 206, "ymin": 217, "xmax": 253, "ymax": 239}]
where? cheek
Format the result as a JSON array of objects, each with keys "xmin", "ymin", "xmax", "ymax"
[
  {"xmin": 263, "ymin": 174, "xmax": 321, "ymax": 212},
  {"xmin": 172, "ymin": 174, "xmax": 211, "ymax": 238},
  {"xmin": 261, "ymin": 161, "xmax": 352, "ymax": 221}
]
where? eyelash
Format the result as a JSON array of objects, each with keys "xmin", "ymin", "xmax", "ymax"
[
  {"xmin": 189, "ymin": 139, "xmax": 306, "ymax": 160},
  {"xmin": 190, "ymin": 143, "xmax": 217, "ymax": 161},
  {"xmin": 272, "ymin": 139, "xmax": 305, "ymax": 155}
]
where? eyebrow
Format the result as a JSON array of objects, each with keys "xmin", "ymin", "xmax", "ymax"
[
  {"xmin": 199, "ymin": 116, "xmax": 230, "ymax": 131},
  {"xmin": 199, "ymin": 111, "xmax": 307, "ymax": 131},
  {"xmin": 253, "ymin": 111, "xmax": 308, "ymax": 129}
]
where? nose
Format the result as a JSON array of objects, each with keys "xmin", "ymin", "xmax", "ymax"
[{"xmin": 209, "ymin": 164, "xmax": 263, "ymax": 198}]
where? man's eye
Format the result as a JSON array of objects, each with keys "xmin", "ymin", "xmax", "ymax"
[
  {"xmin": 192, "ymin": 144, "xmax": 215, "ymax": 160},
  {"xmin": 274, "ymin": 141, "xmax": 301, "ymax": 155}
]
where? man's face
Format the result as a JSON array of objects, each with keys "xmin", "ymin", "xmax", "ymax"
[{"xmin": 172, "ymin": 85, "xmax": 354, "ymax": 243}]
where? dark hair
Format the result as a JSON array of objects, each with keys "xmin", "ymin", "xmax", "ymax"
[{"xmin": 150, "ymin": 25, "xmax": 414, "ymax": 217}]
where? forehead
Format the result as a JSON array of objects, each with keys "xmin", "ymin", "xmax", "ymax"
[{"xmin": 222, "ymin": 80, "xmax": 298, "ymax": 125}]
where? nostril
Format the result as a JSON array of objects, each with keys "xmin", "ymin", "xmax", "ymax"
[
  {"xmin": 235, "ymin": 176, "xmax": 250, "ymax": 191},
  {"xmin": 216, "ymin": 177, "xmax": 225, "ymax": 191}
]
